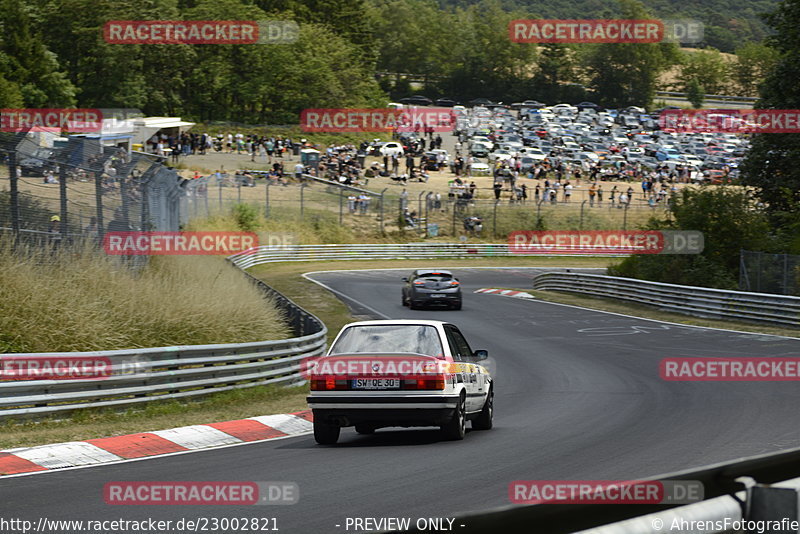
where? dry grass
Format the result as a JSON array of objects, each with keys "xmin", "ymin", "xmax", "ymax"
[{"xmin": 0, "ymin": 241, "xmax": 290, "ymax": 353}]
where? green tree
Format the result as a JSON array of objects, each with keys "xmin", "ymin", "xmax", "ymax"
[
  {"xmin": 610, "ymin": 188, "xmax": 772, "ymax": 288},
  {"xmin": 740, "ymin": 0, "xmax": 800, "ymax": 219},
  {"xmin": 731, "ymin": 41, "xmax": 780, "ymax": 96},
  {"xmin": 530, "ymin": 44, "xmax": 578, "ymax": 104},
  {"xmin": 441, "ymin": 0, "xmax": 537, "ymax": 101},
  {"xmin": 0, "ymin": 0, "xmax": 76, "ymax": 107},
  {"xmin": 685, "ymin": 78, "xmax": 705, "ymax": 108},
  {"xmin": 367, "ymin": 0, "xmax": 455, "ymax": 77},
  {"xmin": 677, "ymin": 48, "xmax": 731, "ymax": 96},
  {"xmin": 584, "ymin": 0, "xmax": 680, "ymax": 108}
]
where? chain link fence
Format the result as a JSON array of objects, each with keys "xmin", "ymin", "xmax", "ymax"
[
  {"xmin": 0, "ymin": 129, "xmax": 184, "ymax": 254},
  {"xmin": 740, "ymin": 250, "xmax": 800, "ymax": 296}
]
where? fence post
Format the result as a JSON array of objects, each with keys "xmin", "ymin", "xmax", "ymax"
[
  {"xmin": 784, "ymin": 253, "xmax": 790, "ymax": 295},
  {"xmin": 425, "ymin": 192, "xmax": 431, "ymax": 237},
  {"xmin": 300, "ymin": 183, "xmax": 306, "ymax": 219},
  {"xmin": 623, "ymin": 203, "xmax": 629, "ymax": 230},
  {"xmin": 418, "ymin": 190, "xmax": 425, "ymax": 220},
  {"xmin": 237, "ymin": 181, "xmax": 241, "ymax": 204},
  {"xmin": 380, "ymin": 188, "xmax": 387, "ymax": 235},
  {"xmin": 757, "ymin": 250, "xmax": 762, "ymax": 293},
  {"xmin": 265, "ymin": 181, "xmax": 270, "ymax": 218},
  {"xmin": 493, "ymin": 199, "xmax": 499, "ymax": 238},
  {"xmin": 579, "ymin": 199, "xmax": 587, "ymax": 229},
  {"xmin": 59, "ymin": 164, "xmax": 68, "ymax": 241},
  {"xmin": 536, "ymin": 198, "xmax": 545, "ymax": 229},
  {"xmin": 339, "ymin": 189, "xmax": 343, "ymax": 225},
  {"xmin": 451, "ymin": 203, "xmax": 457, "ymax": 236},
  {"xmin": 203, "ymin": 180, "xmax": 209, "ymax": 218},
  {"xmin": 8, "ymin": 153, "xmax": 20, "ymax": 245},
  {"xmin": 95, "ymin": 171, "xmax": 105, "ymax": 243},
  {"xmin": 218, "ymin": 178, "xmax": 222, "ymax": 211}
]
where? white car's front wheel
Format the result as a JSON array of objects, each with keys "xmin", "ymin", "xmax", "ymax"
[{"xmin": 472, "ymin": 387, "xmax": 493, "ymax": 430}]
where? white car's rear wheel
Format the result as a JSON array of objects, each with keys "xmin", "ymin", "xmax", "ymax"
[
  {"xmin": 314, "ymin": 420, "xmax": 340, "ymax": 445},
  {"xmin": 441, "ymin": 393, "xmax": 466, "ymax": 440}
]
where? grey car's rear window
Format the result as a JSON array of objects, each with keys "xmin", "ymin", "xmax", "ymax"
[
  {"xmin": 418, "ymin": 273, "xmax": 453, "ymax": 281},
  {"xmin": 329, "ymin": 325, "xmax": 444, "ymax": 357}
]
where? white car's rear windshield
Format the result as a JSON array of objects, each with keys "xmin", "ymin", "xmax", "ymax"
[{"xmin": 330, "ymin": 325, "xmax": 444, "ymax": 357}]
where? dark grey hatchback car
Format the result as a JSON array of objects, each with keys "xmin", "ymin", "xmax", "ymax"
[{"xmin": 401, "ymin": 270, "xmax": 462, "ymax": 310}]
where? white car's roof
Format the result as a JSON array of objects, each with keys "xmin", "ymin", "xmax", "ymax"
[{"xmin": 344, "ymin": 319, "xmax": 448, "ymax": 328}]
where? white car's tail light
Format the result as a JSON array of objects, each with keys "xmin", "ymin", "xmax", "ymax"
[{"xmin": 402, "ymin": 376, "xmax": 446, "ymax": 390}]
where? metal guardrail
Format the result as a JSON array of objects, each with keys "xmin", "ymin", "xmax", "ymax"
[
  {"xmin": 229, "ymin": 243, "xmax": 520, "ymax": 269},
  {"xmin": 654, "ymin": 91, "xmax": 758, "ymax": 105},
  {"xmin": 532, "ymin": 272, "xmax": 800, "ymax": 327},
  {"xmin": 0, "ymin": 263, "xmax": 327, "ymax": 420},
  {"xmin": 401, "ymin": 444, "xmax": 800, "ymax": 534},
  {"xmin": 228, "ymin": 243, "xmax": 630, "ymax": 270}
]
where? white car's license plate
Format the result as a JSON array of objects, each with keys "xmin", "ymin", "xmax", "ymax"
[{"xmin": 352, "ymin": 378, "xmax": 401, "ymax": 389}]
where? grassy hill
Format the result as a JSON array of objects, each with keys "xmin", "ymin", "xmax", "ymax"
[{"xmin": 440, "ymin": 0, "xmax": 777, "ymax": 52}]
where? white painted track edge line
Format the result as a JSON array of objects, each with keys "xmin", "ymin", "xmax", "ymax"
[
  {"xmin": 302, "ymin": 268, "xmax": 800, "ymax": 340},
  {"xmin": 301, "ymin": 273, "xmax": 391, "ymax": 320}
]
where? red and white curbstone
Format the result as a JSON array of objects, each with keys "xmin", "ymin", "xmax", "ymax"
[
  {"xmin": 0, "ymin": 410, "xmax": 314, "ymax": 476},
  {"xmin": 474, "ymin": 288, "xmax": 535, "ymax": 299}
]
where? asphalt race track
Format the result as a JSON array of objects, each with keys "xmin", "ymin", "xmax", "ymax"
[{"xmin": 3, "ymin": 267, "xmax": 800, "ymax": 534}]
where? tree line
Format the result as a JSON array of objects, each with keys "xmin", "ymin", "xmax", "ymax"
[{"xmin": 0, "ymin": 0, "xmax": 783, "ymax": 121}]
